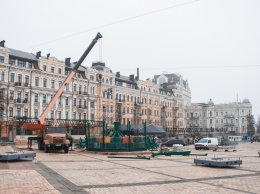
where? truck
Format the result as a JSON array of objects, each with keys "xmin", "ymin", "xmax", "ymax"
[{"xmin": 23, "ymin": 33, "xmax": 102, "ymax": 153}]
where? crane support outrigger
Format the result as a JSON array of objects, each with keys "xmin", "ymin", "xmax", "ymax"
[{"xmin": 23, "ymin": 33, "xmax": 102, "ymax": 153}]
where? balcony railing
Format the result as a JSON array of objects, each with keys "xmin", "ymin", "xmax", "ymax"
[
  {"xmin": 224, "ymin": 123, "xmax": 235, "ymax": 126},
  {"xmin": 224, "ymin": 114, "xmax": 235, "ymax": 118},
  {"xmin": 172, "ymin": 107, "xmax": 179, "ymax": 111},
  {"xmin": 76, "ymin": 105, "xmax": 87, "ymax": 109},
  {"xmin": 14, "ymin": 82, "xmax": 29, "ymax": 87},
  {"xmin": 76, "ymin": 91, "xmax": 88, "ymax": 96},
  {"xmin": 14, "ymin": 98, "xmax": 29, "ymax": 103},
  {"xmin": 116, "ymin": 99, "xmax": 125, "ymax": 103}
]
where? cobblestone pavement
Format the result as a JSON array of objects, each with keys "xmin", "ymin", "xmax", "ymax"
[{"xmin": 0, "ymin": 142, "xmax": 260, "ymax": 194}]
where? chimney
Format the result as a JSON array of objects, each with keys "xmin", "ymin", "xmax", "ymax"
[
  {"xmin": 137, "ymin": 68, "xmax": 139, "ymax": 81},
  {"xmin": 36, "ymin": 51, "xmax": 41, "ymax": 59},
  {"xmin": 116, "ymin": 72, "xmax": 120, "ymax": 77},
  {"xmin": 47, "ymin": 53, "xmax": 50, "ymax": 59},
  {"xmin": 0, "ymin": 40, "xmax": 5, "ymax": 47},
  {"xmin": 130, "ymin": 74, "xmax": 135, "ymax": 81},
  {"xmin": 65, "ymin": 58, "xmax": 71, "ymax": 67}
]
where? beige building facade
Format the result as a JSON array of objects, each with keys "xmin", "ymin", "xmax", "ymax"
[{"xmin": 0, "ymin": 40, "xmax": 190, "ymax": 138}]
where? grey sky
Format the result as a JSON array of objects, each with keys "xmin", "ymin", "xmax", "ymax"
[{"xmin": 1, "ymin": 0, "xmax": 259, "ymax": 120}]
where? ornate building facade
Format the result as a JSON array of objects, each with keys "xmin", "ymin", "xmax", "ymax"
[
  {"xmin": 0, "ymin": 40, "xmax": 189, "ymax": 139},
  {"xmin": 184, "ymin": 99, "xmax": 253, "ymax": 136}
]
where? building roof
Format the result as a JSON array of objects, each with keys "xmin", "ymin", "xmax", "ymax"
[
  {"xmin": 154, "ymin": 73, "xmax": 180, "ymax": 84},
  {"xmin": 9, "ymin": 48, "xmax": 37, "ymax": 61},
  {"xmin": 242, "ymin": 98, "xmax": 250, "ymax": 103}
]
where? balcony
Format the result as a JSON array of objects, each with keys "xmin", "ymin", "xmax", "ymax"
[
  {"xmin": 187, "ymin": 116, "xmax": 199, "ymax": 119},
  {"xmin": 172, "ymin": 107, "xmax": 179, "ymax": 111},
  {"xmin": 161, "ymin": 106, "xmax": 167, "ymax": 110},
  {"xmin": 134, "ymin": 102, "xmax": 142, "ymax": 106},
  {"xmin": 173, "ymin": 116, "xmax": 179, "ymax": 119},
  {"xmin": 116, "ymin": 99, "xmax": 125, "ymax": 104},
  {"xmin": 117, "ymin": 111, "xmax": 125, "ymax": 115},
  {"xmin": 14, "ymin": 98, "xmax": 29, "ymax": 104},
  {"xmin": 76, "ymin": 105, "xmax": 87, "ymax": 109},
  {"xmin": 14, "ymin": 82, "xmax": 29, "ymax": 87},
  {"xmin": 224, "ymin": 114, "xmax": 235, "ymax": 118},
  {"xmin": 224, "ymin": 123, "xmax": 235, "ymax": 127},
  {"xmin": 77, "ymin": 91, "xmax": 88, "ymax": 96}
]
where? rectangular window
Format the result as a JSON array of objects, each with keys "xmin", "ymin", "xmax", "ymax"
[
  {"xmin": 9, "ymin": 108, "xmax": 13, "ymax": 117},
  {"xmin": 25, "ymin": 75, "xmax": 29, "ymax": 84},
  {"xmin": 74, "ymin": 84, "xmax": 76, "ymax": 91},
  {"xmin": 24, "ymin": 109, "xmax": 28, "ymax": 117},
  {"xmin": 35, "ymin": 77, "xmax": 39, "ymax": 86},
  {"xmin": 24, "ymin": 92, "xmax": 28, "ymax": 101},
  {"xmin": 34, "ymin": 94, "xmax": 38, "ymax": 102},
  {"xmin": 65, "ymin": 97, "xmax": 69, "ymax": 105},
  {"xmin": 43, "ymin": 79, "xmax": 47, "ymax": 87},
  {"xmin": 79, "ymin": 85, "xmax": 82, "ymax": 93},
  {"xmin": 43, "ymin": 65, "xmax": 46, "ymax": 71},
  {"xmin": 18, "ymin": 60, "xmax": 26, "ymax": 67},
  {"xmin": 1, "ymin": 71, "xmax": 4, "ymax": 81},
  {"xmin": 26, "ymin": 63, "xmax": 32, "ymax": 69},
  {"xmin": 90, "ymin": 101, "xmax": 95, "ymax": 108},
  {"xmin": 18, "ymin": 74, "xmax": 22, "ymax": 83},
  {"xmin": 66, "ymin": 112, "xmax": 69, "ymax": 120},
  {"xmin": 90, "ymin": 75, "xmax": 94, "ymax": 81},
  {"xmin": 73, "ymin": 112, "xmax": 76, "ymax": 120},
  {"xmin": 51, "ymin": 111, "xmax": 54, "ymax": 119},
  {"xmin": 10, "ymin": 73, "xmax": 15, "ymax": 82},
  {"xmin": 10, "ymin": 90, "xmax": 14, "ymax": 100},
  {"xmin": 51, "ymin": 67, "xmax": 54, "ymax": 73},
  {"xmin": 84, "ymin": 113, "xmax": 86, "ymax": 120},
  {"xmin": 73, "ymin": 98, "xmax": 76, "ymax": 106},
  {"xmin": 34, "ymin": 110, "xmax": 38, "ymax": 118},
  {"xmin": 51, "ymin": 80, "xmax": 54, "ymax": 88},
  {"xmin": 16, "ymin": 108, "xmax": 21, "ymax": 117},
  {"xmin": 59, "ymin": 81, "xmax": 62, "ymax": 87},
  {"xmin": 90, "ymin": 114, "xmax": 94, "ymax": 120},
  {"xmin": 43, "ymin": 95, "xmax": 46, "ymax": 103},
  {"xmin": 58, "ymin": 68, "xmax": 61, "ymax": 74},
  {"xmin": 9, "ymin": 59, "xmax": 15, "ymax": 65},
  {"xmin": 66, "ymin": 84, "xmax": 69, "ymax": 91},
  {"xmin": 58, "ymin": 111, "xmax": 61, "ymax": 119},
  {"xmin": 0, "ymin": 56, "xmax": 4, "ymax": 63}
]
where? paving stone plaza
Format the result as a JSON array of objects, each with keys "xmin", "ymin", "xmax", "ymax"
[{"xmin": 0, "ymin": 142, "xmax": 260, "ymax": 194}]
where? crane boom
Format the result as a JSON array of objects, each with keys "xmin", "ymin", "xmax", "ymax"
[{"xmin": 38, "ymin": 32, "xmax": 102, "ymax": 124}]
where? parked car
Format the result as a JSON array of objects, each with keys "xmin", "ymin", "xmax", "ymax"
[
  {"xmin": 160, "ymin": 139, "xmax": 186, "ymax": 147},
  {"xmin": 195, "ymin": 138, "xmax": 218, "ymax": 150}
]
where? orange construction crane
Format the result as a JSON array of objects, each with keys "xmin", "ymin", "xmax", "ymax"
[{"xmin": 23, "ymin": 33, "xmax": 102, "ymax": 153}]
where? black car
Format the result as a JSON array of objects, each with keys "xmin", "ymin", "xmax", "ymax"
[{"xmin": 160, "ymin": 139, "xmax": 186, "ymax": 147}]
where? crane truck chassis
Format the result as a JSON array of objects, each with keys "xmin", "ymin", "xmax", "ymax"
[{"xmin": 23, "ymin": 32, "xmax": 102, "ymax": 153}]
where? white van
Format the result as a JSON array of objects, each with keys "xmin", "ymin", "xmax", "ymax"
[
  {"xmin": 228, "ymin": 136, "xmax": 242, "ymax": 142},
  {"xmin": 195, "ymin": 138, "xmax": 218, "ymax": 150}
]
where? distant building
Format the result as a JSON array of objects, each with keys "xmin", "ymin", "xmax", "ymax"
[{"xmin": 184, "ymin": 98, "xmax": 252, "ymax": 135}]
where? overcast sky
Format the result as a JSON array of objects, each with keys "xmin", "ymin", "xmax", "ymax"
[{"xmin": 1, "ymin": 0, "xmax": 259, "ymax": 121}]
